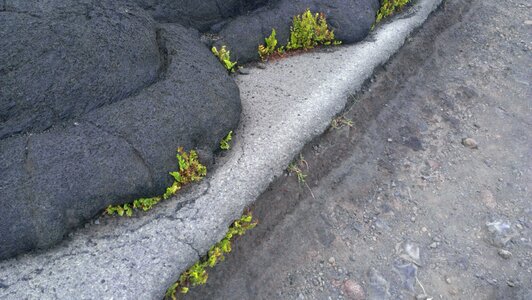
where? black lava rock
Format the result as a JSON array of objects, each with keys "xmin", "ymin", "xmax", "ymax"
[
  {"xmin": 214, "ymin": 0, "xmax": 380, "ymax": 63},
  {"xmin": 0, "ymin": 2, "xmax": 240, "ymax": 260}
]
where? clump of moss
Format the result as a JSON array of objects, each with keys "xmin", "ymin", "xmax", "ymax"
[
  {"xmin": 258, "ymin": 9, "xmax": 341, "ymax": 61},
  {"xmin": 211, "ymin": 46, "xmax": 238, "ymax": 72},
  {"xmin": 106, "ymin": 147, "xmax": 207, "ymax": 217},
  {"xmin": 165, "ymin": 212, "xmax": 258, "ymax": 299},
  {"xmin": 375, "ymin": 0, "xmax": 411, "ymax": 23}
]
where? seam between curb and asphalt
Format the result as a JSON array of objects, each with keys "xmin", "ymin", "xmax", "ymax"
[{"xmin": 0, "ymin": 0, "xmax": 443, "ymax": 298}]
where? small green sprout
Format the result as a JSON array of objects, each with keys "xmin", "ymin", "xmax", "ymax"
[
  {"xmin": 287, "ymin": 154, "xmax": 315, "ymax": 198},
  {"xmin": 375, "ymin": 0, "xmax": 411, "ymax": 23},
  {"xmin": 331, "ymin": 116, "xmax": 354, "ymax": 129},
  {"xmin": 288, "ymin": 162, "xmax": 307, "ymax": 184},
  {"xmin": 258, "ymin": 29, "xmax": 279, "ymax": 60},
  {"xmin": 211, "ymin": 46, "xmax": 237, "ymax": 72},
  {"xmin": 220, "ymin": 131, "xmax": 233, "ymax": 150}
]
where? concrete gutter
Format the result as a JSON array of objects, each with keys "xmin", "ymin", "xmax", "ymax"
[{"xmin": 0, "ymin": 0, "xmax": 442, "ymax": 298}]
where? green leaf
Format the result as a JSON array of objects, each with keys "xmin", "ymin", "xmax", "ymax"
[{"xmin": 220, "ymin": 131, "xmax": 233, "ymax": 150}]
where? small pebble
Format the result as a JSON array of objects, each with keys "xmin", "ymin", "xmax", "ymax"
[
  {"xmin": 429, "ymin": 242, "xmax": 438, "ymax": 249},
  {"xmin": 343, "ymin": 280, "xmax": 365, "ymax": 300},
  {"xmin": 445, "ymin": 276, "xmax": 452, "ymax": 284},
  {"xmin": 416, "ymin": 294, "xmax": 428, "ymax": 300},
  {"xmin": 257, "ymin": 62, "xmax": 267, "ymax": 69},
  {"xmin": 329, "ymin": 257, "xmax": 336, "ymax": 265},
  {"xmin": 312, "ymin": 278, "xmax": 320, "ymax": 286},
  {"xmin": 237, "ymin": 67, "xmax": 250, "ymax": 75},
  {"xmin": 461, "ymin": 137, "xmax": 478, "ymax": 149},
  {"xmin": 94, "ymin": 219, "xmax": 100, "ymax": 225},
  {"xmin": 498, "ymin": 249, "xmax": 512, "ymax": 259},
  {"xmin": 411, "ymin": 217, "xmax": 416, "ymax": 222}
]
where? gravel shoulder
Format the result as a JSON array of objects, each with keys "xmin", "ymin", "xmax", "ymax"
[{"xmin": 188, "ymin": 0, "xmax": 532, "ymax": 299}]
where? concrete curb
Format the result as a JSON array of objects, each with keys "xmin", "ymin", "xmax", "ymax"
[{"xmin": 0, "ymin": 0, "xmax": 442, "ymax": 298}]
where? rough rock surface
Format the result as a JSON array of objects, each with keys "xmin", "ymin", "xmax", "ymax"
[
  {"xmin": 0, "ymin": 1, "xmax": 240, "ymax": 260},
  {"xmin": 0, "ymin": 0, "xmax": 379, "ymax": 260},
  {"xmin": 215, "ymin": 0, "xmax": 381, "ymax": 63},
  {"xmin": 0, "ymin": 0, "xmax": 160, "ymax": 139},
  {"xmin": 133, "ymin": 0, "xmax": 272, "ymax": 31}
]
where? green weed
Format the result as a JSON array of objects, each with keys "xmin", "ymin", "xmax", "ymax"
[
  {"xmin": 375, "ymin": 0, "xmax": 411, "ymax": 23},
  {"xmin": 287, "ymin": 9, "xmax": 338, "ymax": 50},
  {"xmin": 211, "ymin": 46, "xmax": 238, "ymax": 72},
  {"xmin": 287, "ymin": 161, "xmax": 307, "ymax": 184},
  {"xmin": 106, "ymin": 147, "xmax": 207, "ymax": 217},
  {"xmin": 288, "ymin": 154, "xmax": 316, "ymax": 198},
  {"xmin": 220, "ymin": 131, "xmax": 233, "ymax": 150},
  {"xmin": 257, "ymin": 9, "xmax": 341, "ymax": 60},
  {"xmin": 165, "ymin": 212, "xmax": 258, "ymax": 299},
  {"xmin": 331, "ymin": 116, "xmax": 354, "ymax": 129},
  {"xmin": 258, "ymin": 29, "xmax": 278, "ymax": 60}
]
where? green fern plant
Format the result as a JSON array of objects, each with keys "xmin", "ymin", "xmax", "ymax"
[
  {"xmin": 375, "ymin": 0, "xmax": 411, "ymax": 23},
  {"xmin": 257, "ymin": 10, "xmax": 341, "ymax": 60},
  {"xmin": 106, "ymin": 147, "xmax": 207, "ymax": 217},
  {"xmin": 165, "ymin": 212, "xmax": 258, "ymax": 299},
  {"xmin": 287, "ymin": 9, "xmax": 338, "ymax": 51},
  {"xmin": 258, "ymin": 29, "xmax": 279, "ymax": 60},
  {"xmin": 211, "ymin": 46, "xmax": 237, "ymax": 72},
  {"xmin": 220, "ymin": 131, "xmax": 233, "ymax": 150}
]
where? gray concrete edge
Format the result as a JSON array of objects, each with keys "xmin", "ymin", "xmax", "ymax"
[{"xmin": 0, "ymin": 0, "xmax": 442, "ymax": 299}]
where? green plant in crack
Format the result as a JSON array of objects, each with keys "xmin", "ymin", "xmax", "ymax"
[
  {"xmin": 258, "ymin": 29, "xmax": 279, "ymax": 60},
  {"xmin": 287, "ymin": 161, "xmax": 307, "ymax": 184},
  {"xmin": 106, "ymin": 147, "xmax": 207, "ymax": 217},
  {"xmin": 331, "ymin": 116, "xmax": 354, "ymax": 129},
  {"xmin": 211, "ymin": 45, "xmax": 237, "ymax": 72},
  {"xmin": 287, "ymin": 154, "xmax": 316, "ymax": 198},
  {"xmin": 165, "ymin": 212, "xmax": 258, "ymax": 299},
  {"xmin": 220, "ymin": 131, "xmax": 233, "ymax": 150},
  {"xmin": 257, "ymin": 9, "xmax": 341, "ymax": 60},
  {"xmin": 287, "ymin": 9, "xmax": 339, "ymax": 51},
  {"xmin": 375, "ymin": 0, "xmax": 411, "ymax": 23}
]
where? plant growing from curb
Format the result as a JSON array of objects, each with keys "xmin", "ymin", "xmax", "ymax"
[
  {"xmin": 287, "ymin": 9, "xmax": 338, "ymax": 50},
  {"xmin": 258, "ymin": 9, "xmax": 341, "ymax": 61},
  {"xmin": 375, "ymin": 0, "xmax": 411, "ymax": 23},
  {"xmin": 287, "ymin": 161, "xmax": 307, "ymax": 184},
  {"xmin": 106, "ymin": 147, "xmax": 207, "ymax": 216},
  {"xmin": 211, "ymin": 46, "xmax": 237, "ymax": 72},
  {"xmin": 331, "ymin": 116, "xmax": 354, "ymax": 129},
  {"xmin": 288, "ymin": 154, "xmax": 316, "ymax": 199},
  {"xmin": 220, "ymin": 131, "xmax": 233, "ymax": 150},
  {"xmin": 165, "ymin": 212, "xmax": 258, "ymax": 299},
  {"xmin": 258, "ymin": 29, "xmax": 279, "ymax": 60}
]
